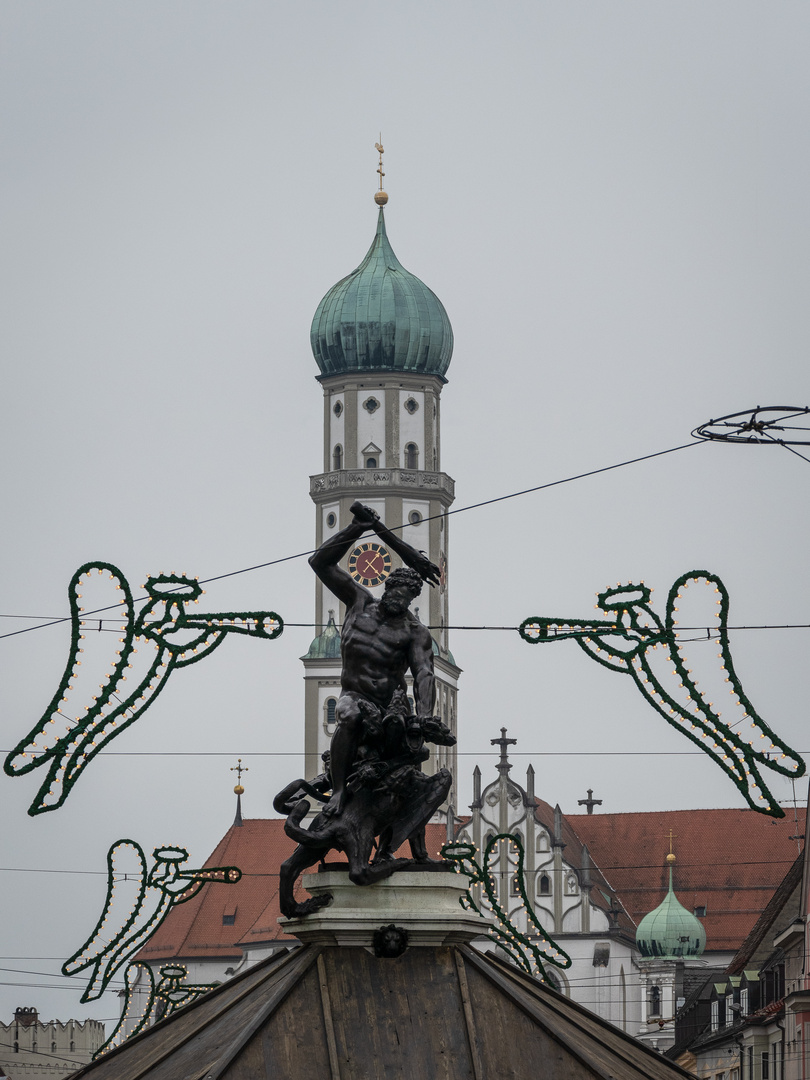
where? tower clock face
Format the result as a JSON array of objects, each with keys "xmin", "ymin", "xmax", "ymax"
[{"xmin": 348, "ymin": 542, "xmax": 392, "ymax": 588}]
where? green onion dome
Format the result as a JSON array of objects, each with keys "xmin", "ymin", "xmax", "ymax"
[
  {"xmin": 304, "ymin": 612, "xmax": 341, "ymax": 659},
  {"xmin": 310, "ymin": 209, "xmax": 453, "ymax": 379},
  {"xmin": 636, "ymin": 858, "xmax": 706, "ymax": 960}
]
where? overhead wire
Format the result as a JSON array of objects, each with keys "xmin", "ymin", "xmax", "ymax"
[{"xmin": 0, "ymin": 439, "xmax": 703, "ymax": 642}]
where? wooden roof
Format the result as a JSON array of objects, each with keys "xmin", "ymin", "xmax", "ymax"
[{"xmin": 73, "ymin": 943, "xmax": 694, "ymax": 1080}]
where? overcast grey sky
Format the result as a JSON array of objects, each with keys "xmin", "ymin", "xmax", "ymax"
[{"xmin": 2, "ymin": 0, "xmax": 809, "ymax": 1029}]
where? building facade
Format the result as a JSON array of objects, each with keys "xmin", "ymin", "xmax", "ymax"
[{"xmin": 0, "ymin": 1007, "xmax": 104, "ymax": 1078}]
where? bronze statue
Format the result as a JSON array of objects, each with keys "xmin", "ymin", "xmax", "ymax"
[{"xmin": 276, "ymin": 503, "xmax": 455, "ymax": 918}]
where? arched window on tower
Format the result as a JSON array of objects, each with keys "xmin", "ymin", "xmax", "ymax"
[
  {"xmin": 404, "ymin": 443, "xmax": 418, "ymax": 470},
  {"xmin": 538, "ymin": 872, "xmax": 551, "ymax": 896},
  {"xmin": 333, "ymin": 445, "xmax": 343, "ymax": 471},
  {"xmin": 324, "ymin": 697, "xmax": 337, "ymax": 735},
  {"xmin": 649, "ymin": 985, "xmax": 661, "ymax": 1018}
]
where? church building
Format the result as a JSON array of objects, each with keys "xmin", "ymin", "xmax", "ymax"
[
  {"xmin": 133, "ymin": 173, "xmax": 806, "ymax": 1061},
  {"xmin": 302, "ymin": 178, "xmax": 460, "ymax": 804}
]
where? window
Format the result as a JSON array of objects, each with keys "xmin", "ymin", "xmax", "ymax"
[
  {"xmin": 404, "ymin": 397, "xmax": 419, "ymax": 414},
  {"xmin": 326, "ymin": 512, "xmax": 336, "ymax": 529},
  {"xmin": 325, "ymin": 697, "xmax": 337, "ymax": 735},
  {"xmin": 333, "ymin": 400, "xmax": 343, "ymax": 416},
  {"xmin": 333, "ymin": 445, "xmax": 342, "ymax": 470},
  {"xmin": 740, "ymin": 988, "xmax": 748, "ymax": 1016},
  {"xmin": 694, "ymin": 905, "xmax": 707, "ymax": 917},
  {"xmin": 726, "ymin": 992, "xmax": 735, "ymax": 1025},
  {"xmin": 365, "ymin": 457, "xmax": 377, "ymax": 469},
  {"xmin": 404, "ymin": 443, "xmax": 418, "ymax": 469},
  {"xmin": 363, "ymin": 397, "xmax": 380, "ymax": 413},
  {"xmin": 51, "ymin": 1041, "xmax": 57, "ymax": 1052},
  {"xmin": 408, "ymin": 510, "xmax": 422, "ymax": 525},
  {"xmin": 510, "ymin": 875, "xmax": 521, "ymax": 896},
  {"xmin": 538, "ymin": 873, "xmax": 551, "ymax": 896},
  {"xmin": 223, "ymin": 914, "xmax": 236, "ymax": 925},
  {"xmin": 761, "ymin": 1052, "xmax": 769, "ymax": 1080},
  {"xmin": 649, "ymin": 985, "xmax": 661, "ymax": 1018},
  {"xmin": 711, "ymin": 999, "xmax": 719, "ymax": 1031}
]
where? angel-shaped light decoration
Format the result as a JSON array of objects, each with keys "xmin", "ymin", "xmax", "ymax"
[
  {"xmin": 62, "ymin": 839, "xmax": 240, "ymax": 1004},
  {"xmin": 95, "ymin": 961, "xmax": 218, "ymax": 1058},
  {"xmin": 4, "ymin": 562, "xmax": 283, "ymax": 815},
  {"xmin": 519, "ymin": 571, "xmax": 806, "ymax": 817},
  {"xmin": 441, "ymin": 832, "xmax": 571, "ymax": 982}
]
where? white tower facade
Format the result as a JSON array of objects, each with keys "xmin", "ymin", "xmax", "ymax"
[{"xmin": 302, "ymin": 205, "xmax": 460, "ymax": 809}]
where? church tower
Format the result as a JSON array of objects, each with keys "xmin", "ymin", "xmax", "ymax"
[{"xmin": 302, "ymin": 166, "xmax": 460, "ymax": 807}]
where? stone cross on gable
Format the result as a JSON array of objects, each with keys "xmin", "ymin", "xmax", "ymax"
[
  {"xmin": 577, "ymin": 788, "xmax": 602, "ymax": 815},
  {"xmin": 491, "ymin": 727, "xmax": 517, "ymax": 773}
]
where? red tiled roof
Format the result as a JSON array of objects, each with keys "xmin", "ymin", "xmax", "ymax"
[
  {"xmin": 567, "ymin": 808, "xmax": 805, "ymax": 952},
  {"xmin": 139, "ymin": 818, "xmax": 450, "ymax": 963}
]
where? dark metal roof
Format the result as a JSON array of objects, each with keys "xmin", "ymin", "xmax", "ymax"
[{"xmin": 74, "ymin": 943, "xmax": 694, "ymax": 1080}]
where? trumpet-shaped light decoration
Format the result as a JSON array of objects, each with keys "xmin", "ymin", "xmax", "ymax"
[
  {"xmin": 442, "ymin": 832, "xmax": 571, "ymax": 981},
  {"xmin": 519, "ymin": 571, "xmax": 805, "ymax": 817},
  {"xmin": 95, "ymin": 961, "xmax": 219, "ymax": 1058},
  {"xmin": 5, "ymin": 562, "xmax": 283, "ymax": 814},
  {"xmin": 62, "ymin": 838, "xmax": 240, "ymax": 1004}
]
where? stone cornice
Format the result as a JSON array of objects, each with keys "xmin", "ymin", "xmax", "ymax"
[{"xmin": 310, "ymin": 468, "xmax": 455, "ymax": 505}]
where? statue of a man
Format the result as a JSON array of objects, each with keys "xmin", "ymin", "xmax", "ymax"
[{"xmin": 308, "ymin": 501, "xmax": 442, "ymax": 817}]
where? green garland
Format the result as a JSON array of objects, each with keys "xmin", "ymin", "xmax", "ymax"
[
  {"xmin": 95, "ymin": 961, "xmax": 219, "ymax": 1058},
  {"xmin": 442, "ymin": 832, "xmax": 571, "ymax": 982},
  {"xmin": 62, "ymin": 839, "xmax": 241, "ymax": 1002},
  {"xmin": 519, "ymin": 570, "xmax": 805, "ymax": 818},
  {"xmin": 4, "ymin": 562, "xmax": 283, "ymax": 815}
]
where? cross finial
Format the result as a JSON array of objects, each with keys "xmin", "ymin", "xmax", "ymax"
[
  {"xmin": 491, "ymin": 727, "xmax": 517, "ymax": 772},
  {"xmin": 230, "ymin": 759, "xmax": 247, "ymax": 827},
  {"xmin": 374, "ymin": 137, "xmax": 388, "ymax": 206},
  {"xmin": 667, "ymin": 829, "xmax": 677, "ymax": 857},
  {"xmin": 578, "ymin": 788, "xmax": 603, "ymax": 815},
  {"xmin": 231, "ymin": 758, "xmax": 248, "ymax": 789}
]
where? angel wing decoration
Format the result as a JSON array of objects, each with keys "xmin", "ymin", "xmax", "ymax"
[
  {"xmin": 442, "ymin": 833, "xmax": 571, "ymax": 981},
  {"xmin": 62, "ymin": 839, "xmax": 241, "ymax": 1003},
  {"xmin": 4, "ymin": 561, "xmax": 283, "ymax": 814},
  {"xmin": 94, "ymin": 961, "xmax": 218, "ymax": 1058},
  {"xmin": 519, "ymin": 570, "xmax": 806, "ymax": 817}
]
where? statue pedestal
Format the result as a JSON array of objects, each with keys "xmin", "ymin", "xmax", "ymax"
[{"xmin": 279, "ymin": 867, "xmax": 487, "ymax": 947}]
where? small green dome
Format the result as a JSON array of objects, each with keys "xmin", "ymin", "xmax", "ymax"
[
  {"xmin": 310, "ymin": 209, "xmax": 453, "ymax": 379},
  {"xmin": 636, "ymin": 866, "xmax": 706, "ymax": 960},
  {"xmin": 304, "ymin": 612, "xmax": 341, "ymax": 659}
]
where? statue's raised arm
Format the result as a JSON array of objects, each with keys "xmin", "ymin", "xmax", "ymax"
[{"xmin": 349, "ymin": 501, "xmax": 441, "ymax": 588}]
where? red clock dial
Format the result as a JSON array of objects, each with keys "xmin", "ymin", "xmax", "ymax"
[{"xmin": 348, "ymin": 543, "xmax": 392, "ymax": 587}]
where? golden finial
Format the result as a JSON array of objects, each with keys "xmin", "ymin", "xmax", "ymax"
[
  {"xmin": 374, "ymin": 137, "xmax": 388, "ymax": 206},
  {"xmin": 231, "ymin": 757, "xmax": 247, "ymax": 795},
  {"xmin": 665, "ymin": 829, "xmax": 677, "ymax": 863}
]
